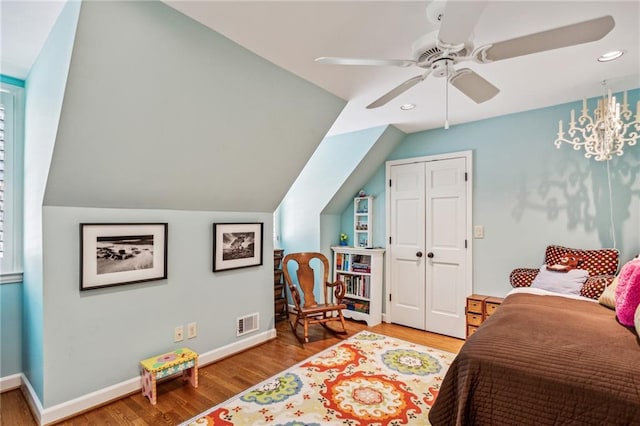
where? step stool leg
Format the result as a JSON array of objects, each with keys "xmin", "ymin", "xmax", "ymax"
[
  {"xmin": 141, "ymin": 369, "xmax": 157, "ymax": 405},
  {"xmin": 183, "ymin": 362, "xmax": 198, "ymax": 388}
]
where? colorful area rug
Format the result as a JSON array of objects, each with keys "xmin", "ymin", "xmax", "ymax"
[{"xmin": 182, "ymin": 331, "xmax": 456, "ymax": 426}]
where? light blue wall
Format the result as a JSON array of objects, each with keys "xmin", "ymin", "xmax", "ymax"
[
  {"xmin": 340, "ymin": 165, "xmax": 387, "ymax": 248},
  {"xmin": 22, "ymin": 1, "xmax": 80, "ymax": 401},
  {"xmin": 0, "ymin": 75, "xmax": 25, "ymax": 87},
  {"xmin": 344, "ymin": 89, "xmax": 640, "ymax": 298},
  {"xmin": 1, "ymin": 282, "xmax": 23, "ymax": 376},
  {"xmin": 280, "ymin": 126, "xmax": 388, "ymax": 255},
  {"xmin": 32, "ymin": 0, "xmax": 342, "ymax": 409},
  {"xmin": 42, "ymin": 206, "xmax": 273, "ymax": 406}
]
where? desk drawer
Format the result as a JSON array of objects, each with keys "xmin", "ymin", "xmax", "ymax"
[
  {"xmin": 485, "ymin": 302, "xmax": 500, "ymax": 317},
  {"xmin": 467, "ymin": 325, "xmax": 479, "ymax": 337},
  {"xmin": 466, "ymin": 299, "xmax": 483, "ymax": 314},
  {"xmin": 466, "ymin": 312, "xmax": 483, "ymax": 326}
]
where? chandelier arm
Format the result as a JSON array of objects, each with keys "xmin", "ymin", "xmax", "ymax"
[{"xmin": 554, "ymin": 89, "xmax": 638, "ymax": 161}]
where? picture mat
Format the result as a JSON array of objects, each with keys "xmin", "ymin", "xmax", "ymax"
[
  {"xmin": 82, "ymin": 224, "xmax": 167, "ymax": 289},
  {"xmin": 214, "ymin": 223, "xmax": 263, "ymax": 271}
]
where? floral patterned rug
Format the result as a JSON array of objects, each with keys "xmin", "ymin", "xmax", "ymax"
[{"xmin": 181, "ymin": 331, "xmax": 456, "ymax": 426}]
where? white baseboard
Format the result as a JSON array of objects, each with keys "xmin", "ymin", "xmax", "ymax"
[
  {"xmin": 19, "ymin": 328, "xmax": 277, "ymax": 425},
  {"xmin": 40, "ymin": 376, "xmax": 141, "ymax": 425},
  {"xmin": 21, "ymin": 374, "xmax": 44, "ymax": 424},
  {"xmin": 198, "ymin": 328, "xmax": 277, "ymax": 366},
  {"xmin": 0, "ymin": 373, "xmax": 22, "ymax": 392}
]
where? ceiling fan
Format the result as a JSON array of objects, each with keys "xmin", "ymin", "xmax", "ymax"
[{"xmin": 316, "ymin": 1, "xmax": 615, "ymax": 110}]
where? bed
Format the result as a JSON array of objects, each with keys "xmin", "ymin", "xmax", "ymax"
[{"xmin": 429, "ymin": 288, "xmax": 640, "ymax": 425}]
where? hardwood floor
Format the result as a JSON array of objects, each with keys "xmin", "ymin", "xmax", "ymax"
[{"xmin": 1, "ymin": 318, "xmax": 464, "ymax": 425}]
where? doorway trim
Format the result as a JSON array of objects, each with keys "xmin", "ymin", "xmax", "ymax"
[{"xmin": 383, "ymin": 150, "xmax": 473, "ymax": 323}]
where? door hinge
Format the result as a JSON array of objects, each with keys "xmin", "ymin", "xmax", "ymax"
[
  {"xmin": 389, "ymin": 179, "xmax": 392, "ymax": 187},
  {"xmin": 389, "ymin": 293, "xmax": 392, "ymax": 302},
  {"xmin": 465, "ymin": 239, "xmax": 468, "ymax": 249},
  {"xmin": 464, "ymin": 172, "xmax": 468, "ymax": 181},
  {"xmin": 389, "ymin": 236, "xmax": 392, "ymax": 244}
]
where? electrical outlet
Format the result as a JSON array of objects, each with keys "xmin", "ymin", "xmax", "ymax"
[
  {"xmin": 473, "ymin": 225, "xmax": 485, "ymax": 239},
  {"xmin": 187, "ymin": 322, "xmax": 197, "ymax": 339},
  {"xmin": 174, "ymin": 326, "xmax": 184, "ymax": 342}
]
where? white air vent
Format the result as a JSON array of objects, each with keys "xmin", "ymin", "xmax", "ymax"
[{"xmin": 237, "ymin": 313, "xmax": 259, "ymax": 336}]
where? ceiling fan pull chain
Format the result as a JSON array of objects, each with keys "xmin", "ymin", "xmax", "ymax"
[{"xmin": 445, "ymin": 60, "xmax": 450, "ymax": 130}]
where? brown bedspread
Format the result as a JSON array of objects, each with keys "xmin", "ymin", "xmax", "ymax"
[{"xmin": 429, "ymin": 292, "xmax": 640, "ymax": 426}]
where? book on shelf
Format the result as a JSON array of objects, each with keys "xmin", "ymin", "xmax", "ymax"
[
  {"xmin": 351, "ymin": 254, "xmax": 371, "ymax": 273},
  {"xmin": 343, "ymin": 297, "xmax": 370, "ymax": 313},
  {"xmin": 336, "ymin": 253, "xmax": 350, "ymax": 271},
  {"xmin": 338, "ymin": 274, "xmax": 370, "ymax": 299},
  {"xmin": 352, "ymin": 263, "xmax": 371, "ymax": 273}
]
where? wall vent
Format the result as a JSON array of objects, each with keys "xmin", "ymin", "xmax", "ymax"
[{"xmin": 237, "ymin": 313, "xmax": 259, "ymax": 336}]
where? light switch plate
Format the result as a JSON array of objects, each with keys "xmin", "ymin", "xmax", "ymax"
[
  {"xmin": 473, "ymin": 225, "xmax": 485, "ymax": 239},
  {"xmin": 174, "ymin": 326, "xmax": 184, "ymax": 342},
  {"xmin": 187, "ymin": 322, "xmax": 197, "ymax": 339}
]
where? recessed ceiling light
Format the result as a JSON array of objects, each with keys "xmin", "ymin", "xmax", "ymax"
[
  {"xmin": 598, "ymin": 50, "xmax": 624, "ymax": 62},
  {"xmin": 400, "ymin": 104, "xmax": 416, "ymax": 110}
]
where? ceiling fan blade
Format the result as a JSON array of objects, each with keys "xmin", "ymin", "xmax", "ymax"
[
  {"xmin": 449, "ymin": 68, "xmax": 499, "ymax": 104},
  {"xmin": 438, "ymin": 0, "xmax": 487, "ymax": 46},
  {"xmin": 366, "ymin": 71, "xmax": 431, "ymax": 109},
  {"xmin": 315, "ymin": 57, "xmax": 415, "ymax": 67},
  {"xmin": 477, "ymin": 15, "xmax": 615, "ymax": 62}
]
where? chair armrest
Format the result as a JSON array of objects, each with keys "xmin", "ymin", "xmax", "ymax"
[
  {"xmin": 326, "ymin": 280, "xmax": 346, "ymax": 303},
  {"xmin": 510, "ymin": 268, "xmax": 539, "ymax": 288},
  {"xmin": 580, "ymin": 275, "xmax": 615, "ymax": 300}
]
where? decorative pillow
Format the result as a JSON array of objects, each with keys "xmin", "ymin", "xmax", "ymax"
[
  {"xmin": 598, "ymin": 276, "xmax": 618, "ymax": 309},
  {"xmin": 530, "ymin": 265, "xmax": 589, "ymax": 296},
  {"xmin": 580, "ymin": 275, "xmax": 613, "ymax": 300},
  {"xmin": 615, "ymin": 259, "xmax": 640, "ymax": 326},
  {"xmin": 546, "ymin": 254, "xmax": 584, "ymax": 272},
  {"xmin": 544, "ymin": 245, "xmax": 619, "ymax": 276}
]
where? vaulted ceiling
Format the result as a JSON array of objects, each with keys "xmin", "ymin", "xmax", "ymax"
[{"xmin": 2, "ymin": 1, "xmax": 639, "ymax": 136}]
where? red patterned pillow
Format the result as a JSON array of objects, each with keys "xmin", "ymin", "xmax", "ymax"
[
  {"xmin": 545, "ymin": 245, "xmax": 619, "ymax": 276},
  {"xmin": 510, "ymin": 268, "xmax": 539, "ymax": 288},
  {"xmin": 580, "ymin": 275, "xmax": 614, "ymax": 300}
]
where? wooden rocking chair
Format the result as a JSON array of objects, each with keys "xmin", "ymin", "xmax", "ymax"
[{"xmin": 282, "ymin": 252, "xmax": 348, "ymax": 343}]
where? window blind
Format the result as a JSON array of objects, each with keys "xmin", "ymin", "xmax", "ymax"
[{"xmin": 0, "ymin": 102, "xmax": 4, "ymax": 258}]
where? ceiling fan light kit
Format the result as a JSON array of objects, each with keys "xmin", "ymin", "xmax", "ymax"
[
  {"xmin": 597, "ymin": 50, "xmax": 624, "ymax": 62},
  {"xmin": 315, "ymin": 1, "xmax": 617, "ymax": 129},
  {"xmin": 555, "ymin": 84, "xmax": 639, "ymax": 162}
]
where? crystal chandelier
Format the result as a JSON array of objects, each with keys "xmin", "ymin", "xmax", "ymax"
[{"xmin": 554, "ymin": 82, "xmax": 639, "ymax": 161}]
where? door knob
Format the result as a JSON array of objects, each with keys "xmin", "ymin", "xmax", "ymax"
[
  {"xmin": 427, "ymin": 252, "xmax": 434, "ymax": 258},
  {"xmin": 416, "ymin": 251, "xmax": 423, "ymax": 257}
]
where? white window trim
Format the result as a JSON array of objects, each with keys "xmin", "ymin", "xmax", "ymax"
[{"xmin": 1, "ymin": 82, "xmax": 24, "ymax": 284}]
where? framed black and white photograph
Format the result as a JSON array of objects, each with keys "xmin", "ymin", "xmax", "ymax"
[
  {"xmin": 80, "ymin": 223, "xmax": 168, "ymax": 291},
  {"xmin": 213, "ymin": 222, "xmax": 263, "ymax": 272}
]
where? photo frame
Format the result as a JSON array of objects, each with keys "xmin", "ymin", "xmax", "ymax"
[
  {"xmin": 213, "ymin": 222, "xmax": 263, "ymax": 272},
  {"xmin": 80, "ymin": 223, "xmax": 168, "ymax": 291}
]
